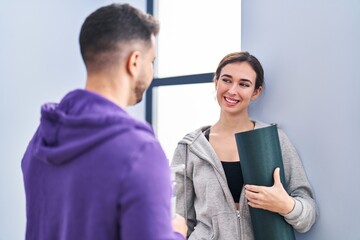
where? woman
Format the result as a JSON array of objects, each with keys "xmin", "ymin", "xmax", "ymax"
[{"xmin": 171, "ymin": 51, "xmax": 318, "ymax": 239}]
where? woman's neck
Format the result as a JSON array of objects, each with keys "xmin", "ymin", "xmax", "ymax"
[{"xmin": 213, "ymin": 111, "xmax": 254, "ymax": 134}]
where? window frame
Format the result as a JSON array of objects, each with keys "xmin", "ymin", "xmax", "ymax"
[
  {"xmin": 146, "ymin": 0, "xmax": 213, "ymax": 126},
  {"xmin": 145, "ymin": 73, "xmax": 214, "ymax": 125}
]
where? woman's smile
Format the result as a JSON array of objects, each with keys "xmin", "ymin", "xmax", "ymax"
[{"xmin": 224, "ymin": 96, "xmax": 240, "ymax": 106}]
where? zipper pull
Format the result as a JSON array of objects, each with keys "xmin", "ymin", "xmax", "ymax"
[{"xmin": 236, "ymin": 210, "xmax": 241, "ymax": 219}]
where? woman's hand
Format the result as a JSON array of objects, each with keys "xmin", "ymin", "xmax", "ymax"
[{"xmin": 244, "ymin": 168, "xmax": 295, "ymax": 215}]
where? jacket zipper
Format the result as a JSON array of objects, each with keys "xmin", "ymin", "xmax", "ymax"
[
  {"xmin": 236, "ymin": 210, "xmax": 241, "ymax": 239},
  {"xmin": 188, "ymin": 140, "xmax": 243, "ymax": 238},
  {"xmin": 189, "ymin": 146, "xmax": 237, "ymax": 209}
]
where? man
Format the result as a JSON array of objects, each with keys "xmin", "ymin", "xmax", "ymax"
[{"xmin": 22, "ymin": 3, "xmax": 187, "ymax": 240}]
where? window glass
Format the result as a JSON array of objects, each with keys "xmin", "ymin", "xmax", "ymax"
[
  {"xmin": 154, "ymin": 82, "xmax": 219, "ymax": 160},
  {"xmin": 156, "ymin": 0, "xmax": 241, "ymax": 77}
]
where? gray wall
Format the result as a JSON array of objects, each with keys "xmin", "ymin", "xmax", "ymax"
[
  {"xmin": 0, "ymin": 1, "xmax": 145, "ymax": 239},
  {"xmin": 242, "ymin": 1, "xmax": 360, "ymax": 239}
]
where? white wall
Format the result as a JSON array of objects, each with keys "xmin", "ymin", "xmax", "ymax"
[
  {"xmin": 242, "ymin": 1, "xmax": 360, "ymax": 239},
  {"xmin": 3, "ymin": 1, "xmax": 358, "ymax": 239},
  {"xmin": 0, "ymin": 1, "xmax": 145, "ymax": 239}
]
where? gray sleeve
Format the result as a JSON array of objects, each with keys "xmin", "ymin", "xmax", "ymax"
[
  {"xmin": 278, "ymin": 129, "xmax": 319, "ymax": 233},
  {"xmin": 170, "ymin": 143, "xmax": 197, "ymax": 237}
]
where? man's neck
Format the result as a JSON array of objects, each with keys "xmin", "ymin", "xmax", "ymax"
[{"xmin": 85, "ymin": 72, "xmax": 130, "ymax": 108}]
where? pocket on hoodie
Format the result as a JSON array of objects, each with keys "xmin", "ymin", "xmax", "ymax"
[{"xmin": 211, "ymin": 212, "xmax": 238, "ymax": 240}]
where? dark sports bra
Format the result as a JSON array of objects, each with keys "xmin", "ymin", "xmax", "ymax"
[{"xmin": 204, "ymin": 127, "xmax": 244, "ymax": 203}]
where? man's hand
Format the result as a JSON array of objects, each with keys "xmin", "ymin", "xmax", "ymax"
[{"xmin": 172, "ymin": 214, "xmax": 188, "ymax": 238}]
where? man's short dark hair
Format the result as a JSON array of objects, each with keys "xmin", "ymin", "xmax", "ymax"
[{"xmin": 79, "ymin": 3, "xmax": 159, "ymax": 69}]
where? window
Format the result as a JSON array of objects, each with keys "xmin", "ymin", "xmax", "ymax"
[{"xmin": 147, "ymin": 0, "xmax": 241, "ymax": 160}]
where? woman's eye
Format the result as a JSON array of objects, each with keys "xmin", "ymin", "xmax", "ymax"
[
  {"xmin": 222, "ymin": 79, "xmax": 231, "ymax": 83},
  {"xmin": 240, "ymin": 83, "xmax": 250, "ymax": 87}
]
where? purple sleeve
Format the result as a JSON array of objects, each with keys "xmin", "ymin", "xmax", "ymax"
[{"xmin": 119, "ymin": 141, "xmax": 185, "ymax": 240}]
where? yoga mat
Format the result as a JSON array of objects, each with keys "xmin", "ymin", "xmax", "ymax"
[{"xmin": 235, "ymin": 124, "xmax": 295, "ymax": 240}]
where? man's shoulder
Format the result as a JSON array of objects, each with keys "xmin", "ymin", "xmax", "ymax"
[
  {"xmin": 125, "ymin": 117, "xmax": 156, "ymax": 142},
  {"xmin": 108, "ymin": 116, "xmax": 159, "ymax": 151}
]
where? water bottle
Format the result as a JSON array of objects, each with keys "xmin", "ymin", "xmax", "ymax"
[{"xmin": 170, "ymin": 164, "xmax": 185, "ymax": 218}]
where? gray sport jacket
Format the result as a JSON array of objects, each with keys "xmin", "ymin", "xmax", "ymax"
[{"xmin": 171, "ymin": 121, "xmax": 318, "ymax": 240}]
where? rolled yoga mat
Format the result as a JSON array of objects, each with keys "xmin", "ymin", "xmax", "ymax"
[{"xmin": 235, "ymin": 124, "xmax": 295, "ymax": 240}]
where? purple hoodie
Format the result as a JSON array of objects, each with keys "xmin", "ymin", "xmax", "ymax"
[{"xmin": 22, "ymin": 89, "xmax": 184, "ymax": 240}]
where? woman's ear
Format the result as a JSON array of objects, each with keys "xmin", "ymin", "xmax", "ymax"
[
  {"xmin": 251, "ymin": 86, "xmax": 262, "ymax": 100},
  {"xmin": 214, "ymin": 78, "xmax": 219, "ymax": 90},
  {"xmin": 126, "ymin": 50, "xmax": 140, "ymax": 78}
]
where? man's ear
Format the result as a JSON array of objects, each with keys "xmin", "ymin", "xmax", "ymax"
[
  {"xmin": 251, "ymin": 86, "xmax": 262, "ymax": 100},
  {"xmin": 126, "ymin": 50, "xmax": 141, "ymax": 78}
]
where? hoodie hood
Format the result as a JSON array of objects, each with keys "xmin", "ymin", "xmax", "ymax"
[{"xmin": 33, "ymin": 89, "xmax": 150, "ymax": 165}]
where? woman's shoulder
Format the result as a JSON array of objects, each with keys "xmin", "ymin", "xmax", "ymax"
[
  {"xmin": 253, "ymin": 120, "xmax": 290, "ymax": 140},
  {"xmin": 253, "ymin": 120, "xmax": 280, "ymax": 130},
  {"xmin": 178, "ymin": 125, "xmax": 210, "ymax": 145},
  {"xmin": 253, "ymin": 120, "xmax": 270, "ymax": 129}
]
